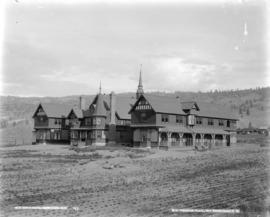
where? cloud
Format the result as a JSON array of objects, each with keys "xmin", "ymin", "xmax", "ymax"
[
  {"xmin": 1, "ymin": 2, "xmax": 267, "ymax": 96},
  {"xmin": 143, "ymin": 56, "xmax": 220, "ymax": 92}
]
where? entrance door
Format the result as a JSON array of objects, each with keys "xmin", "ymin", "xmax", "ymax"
[
  {"xmin": 141, "ymin": 130, "xmax": 147, "ymax": 147},
  {"xmin": 226, "ymin": 135, "xmax": 230, "ymax": 146}
]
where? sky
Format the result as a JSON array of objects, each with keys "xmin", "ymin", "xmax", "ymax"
[{"xmin": 0, "ymin": 0, "xmax": 269, "ymax": 97}]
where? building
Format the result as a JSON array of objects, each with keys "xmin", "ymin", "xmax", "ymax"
[
  {"xmin": 33, "ymin": 69, "xmax": 238, "ymax": 148},
  {"xmin": 32, "ymin": 103, "xmax": 71, "ymax": 143},
  {"xmin": 68, "ymin": 86, "xmax": 135, "ymax": 146},
  {"xmin": 32, "ymin": 85, "xmax": 135, "ymax": 146},
  {"xmin": 129, "ymin": 94, "xmax": 238, "ymax": 149},
  {"xmin": 236, "ymin": 127, "xmax": 269, "ymax": 136}
]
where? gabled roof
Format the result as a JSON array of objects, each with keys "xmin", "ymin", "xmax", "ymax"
[
  {"xmin": 67, "ymin": 107, "xmax": 84, "ymax": 119},
  {"xmin": 181, "ymin": 101, "xmax": 200, "ymax": 111},
  {"xmin": 196, "ymin": 101, "xmax": 238, "ymax": 120},
  {"xmin": 115, "ymin": 96, "xmax": 135, "ymax": 119},
  {"xmin": 33, "ymin": 103, "xmax": 72, "ymax": 118},
  {"xmin": 130, "ymin": 94, "xmax": 185, "ymax": 115},
  {"xmin": 129, "ymin": 94, "xmax": 238, "ymax": 120},
  {"xmin": 83, "ymin": 94, "xmax": 134, "ymax": 119}
]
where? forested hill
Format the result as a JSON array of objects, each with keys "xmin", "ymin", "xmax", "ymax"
[{"xmin": 1, "ymin": 87, "xmax": 269, "ymax": 129}]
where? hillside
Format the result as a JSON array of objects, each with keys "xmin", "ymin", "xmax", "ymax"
[{"xmin": 0, "ymin": 87, "xmax": 269, "ymax": 129}]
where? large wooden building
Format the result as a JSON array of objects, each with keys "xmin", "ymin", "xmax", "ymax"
[
  {"xmin": 32, "ymin": 87, "xmax": 135, "ymax": 146},
  {"xmin": 33, "ymin": 69, "xmax": 238, "ymax": 148},
  {"xmin": 129, "ymin": 94, "xmax": 237, "ymax": 149}
]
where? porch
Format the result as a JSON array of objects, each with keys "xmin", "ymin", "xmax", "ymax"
[{"xmin": 158, "ymin": 126, "xmax": 231, "ymax": 150}]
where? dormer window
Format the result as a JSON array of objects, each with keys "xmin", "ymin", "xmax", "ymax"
[{"xmin": 188, "ymin": 115, "xmax": 195, "ymax": 126}]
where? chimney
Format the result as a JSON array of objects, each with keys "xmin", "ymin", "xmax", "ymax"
[
  {"xmin": 79, "ymin": 96, "xmax": 86, "ymax": 110},
  {"xmin": 110, "ymin": 91, "xmax": 116, "ymax": 124}
]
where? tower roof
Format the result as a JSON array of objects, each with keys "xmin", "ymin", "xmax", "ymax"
[
  {"xmin": 136, "ymin": 64, "xmax": 144, "ymax": 99},
  {"xmin": 92, "ymin": 93, "xmax": 107, "ymax": 117},
  {"xmin": 138, "ymin": 64, "xmax": 143, "ymax": 88}
]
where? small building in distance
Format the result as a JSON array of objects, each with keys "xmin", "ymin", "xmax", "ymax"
[{"xmin": 236, "ymin": 127, "xmax": 269, "ymax": 136}]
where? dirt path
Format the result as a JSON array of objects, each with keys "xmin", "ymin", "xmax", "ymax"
[{"xmin": 0, "ymin": 144, "xmax": 269, "ymax": 217}]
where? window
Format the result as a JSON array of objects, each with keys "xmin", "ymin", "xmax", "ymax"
[
  {"xmin": 161, "ymin": 114, "xmax": 169, "ymax": 123},
  {"xmin": 219, "ymin": 119, "xmax": 224, "ymax": 126},
  {"xmin": 54, "ymin": 119, "xmax": 61, "ymax": 125},
  {"xmin": 85, "ymin": 118, "xmax": 92, "ymax": 125},
  {"xmin": 96, "ymin": 118, "xmax": 101, "ymax": 125},
  {"xmin": 91, "ymin": 131, "xmax": 96, "ymax": 139},
  {"xmin": 71, "ymin": 131, "xmax": 78, "ymax": 139},
  {"xmin": 208, "ymin": 118, "xmax": 214, "ymax": 126},
  {"xmin": 227, "ymin": 120, "xmax": 230, "ymax": 127},
  {"xmin": 97, "ymin": 131, "xmax": 102, "ymax": 139},
  {"xmin": 196, "ymin": 117, "xmax": 202, "ymax": 125},
  {"xmin": 176, "ymin": 115, "xmax": 183, "ymax": 124},
  {"xmin": 188, "ymin": 115, "xmax": 195, "ymax": 125}
]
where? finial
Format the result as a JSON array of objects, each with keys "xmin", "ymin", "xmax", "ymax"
[{"xmin": 139, "ymin": 64, "xmax": 143, "ymax": 87}]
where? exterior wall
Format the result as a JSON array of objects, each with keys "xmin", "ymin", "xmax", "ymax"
[
  {"xmin": 133, "ymin": 128, "xmax": 158, "ymax": 147},
  {"xmin": 115, "ymin": 126, "xmax": 132, "ymax": 145},
  {"xmin": 195, "ymin": 116, "xmax": 237, "ymax": 131},
  {"xmin": 34, "ymin": 116, "xmax": 48, "ymax": 127},
  {"xmin": 116, "ymin": 119, "xmax": 131, "ymax": 126},
  {"xmin": 156, "ymin": 113, "xmax": 187, "ymax": 126},
  {"xmin": 48, "ymin": 118, "xmax": 63, "ymax": 129},
  {"xmin": 34, "ymin": 129, "xmax": 69, "ymax": 143},
  {"xmin": 230, "ymin": 132, "xmax": 237, "ymax": 144},
  {"xmin": 82, "ymin": 116, "xmax": 107, "ymax": 129},
  {"xmin": 34, "ymin": 117, "xmax": 66, "ymax": 129},
  {"xmin": 131, "ymin": 109, "xmax": 156, "ymax": 124}
]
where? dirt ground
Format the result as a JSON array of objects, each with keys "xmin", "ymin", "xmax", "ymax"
[{"xmin": 0, "ymin": 143, "xmax": 269, "ymax": 217}]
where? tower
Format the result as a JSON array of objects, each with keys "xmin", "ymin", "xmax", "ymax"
[{"xmin": 136, "ymin": 64, "xmax": 144, "ymax": 99}]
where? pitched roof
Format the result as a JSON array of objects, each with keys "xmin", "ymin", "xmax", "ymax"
[
  {"xmin": 142, "ymin": 94, "xmax": 186, "ymax": 115},
  {"xmin": 71, "ymin": 107, "xmax": 84, "ymax": 119},
  {"xmin": 181, "ymin": 101, "xmax": 199, "ymax": 111},
  {"xmin": 115, "ymin": 96, "xmax": 135, "ymax": 119},
  {"xmin": 92, "ymin": 94, "xmax": 107, "ymax": 116},
  {"xmin": 35, "ymin": 103, "xmax": 72, "ymax": 118},
  {"xmin": 130, "ymin": 94, "xmax": 238, "ymax": 120},
  {"xmin": 196, "ymin": 101, "xmax": 238, "ymax": 120},
  {"xmin": 191, "ymin": 126, "xmax": 230, "ymax": 135}
]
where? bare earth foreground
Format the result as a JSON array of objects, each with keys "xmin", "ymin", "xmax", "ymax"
[{"xmin": 0, "ymin": 143, "xmax": 269, "ymax": 217}]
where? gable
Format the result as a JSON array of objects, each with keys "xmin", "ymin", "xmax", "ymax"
[
  {"xmin": 67, "ymin": 109, "xmax": 77, "ymax": 119},
  {"xmin": 181, "ymin": 101, "xmax": 200, "ymax": 112},
  {"xmin": 129, "ymin": 95, "xmax": 153, "ymax": 113},
  {"xmin": 134, "ymin": 97, "xmax": 153, "ymax": 111},
  {"xmin": 33, "ymin": 104, "xmax": 47, "ymax": 118}
]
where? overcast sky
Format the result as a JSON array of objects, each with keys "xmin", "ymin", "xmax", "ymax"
[{"xmin": 1, "ymin": 0, "xmax": 269, "ymax": 97}]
